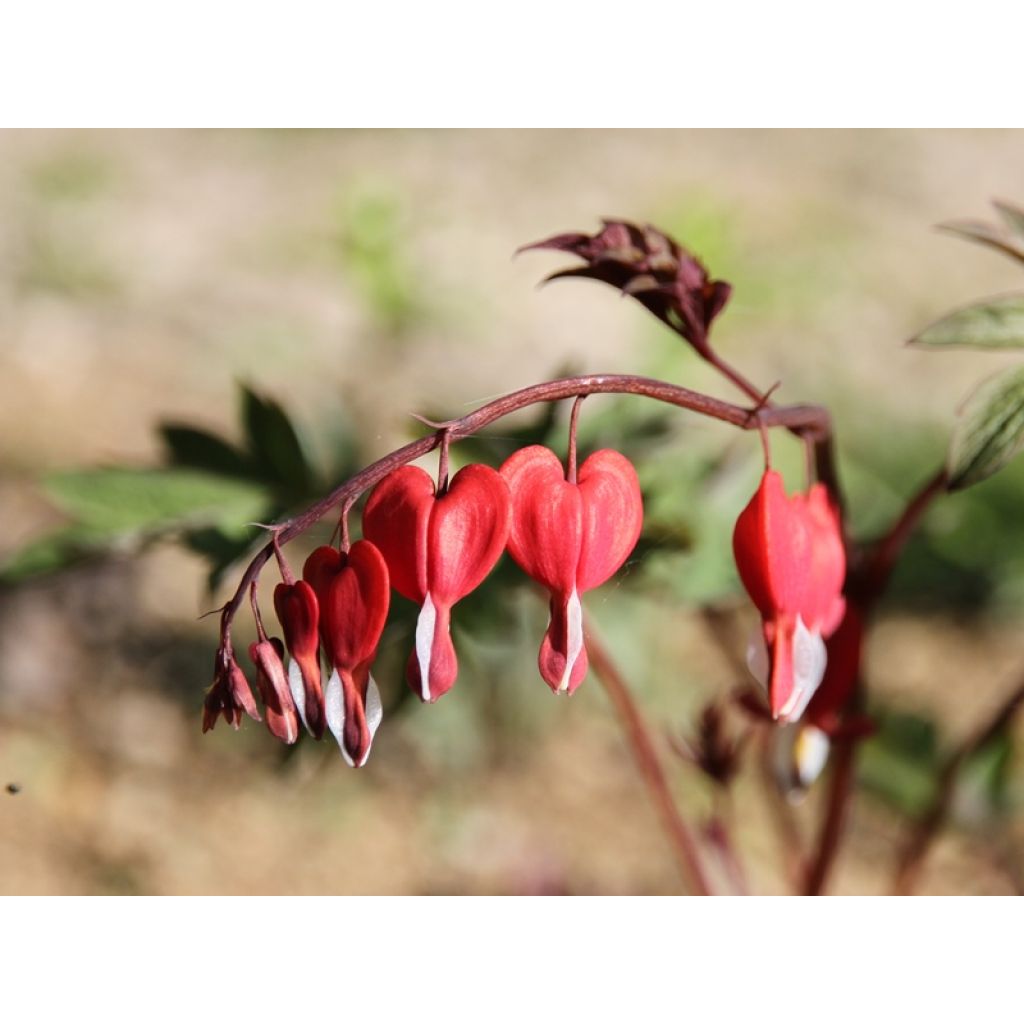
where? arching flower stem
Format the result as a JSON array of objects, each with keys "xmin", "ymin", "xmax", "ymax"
[
  {"xmin": 217, "ymin": 373, "xmax": 833, "ymax": 651},
  {"xmin": 566, "ymin": 394, "xmax": 586, "ymax": 484}
]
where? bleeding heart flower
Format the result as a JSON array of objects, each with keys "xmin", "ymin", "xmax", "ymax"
[
  {"xmin": 302, "ymin": 541, "xmax": 390, "ymax": 767},
  {"xmin": 362, "ymin": 464, "xmax": 511, "ymax": 703},
  {"xmin": 249, "ymin": 636, "xmax": 300, "ymax": 744},
  {"xmin": 733, "ymin": 469, "xmax": 846, "ymax": 723},
  {"xmin": 202, "ymin": 650, "xmax": 261, "ymax": 733},
  {"xmin": 805, "ymin": 603, "xmax": 867, "ymax": 736},
  {"xmin": 273, "ymin": 579, "xmax": 324, "ymax": 739},
  {"xmin": 500, "ymin": 446, "xmax": 643, "ymax": 694}
]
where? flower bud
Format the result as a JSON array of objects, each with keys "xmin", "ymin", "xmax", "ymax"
[{"xmin": 249, "ymin": 637, "xmax": 299, "ymax": 745}]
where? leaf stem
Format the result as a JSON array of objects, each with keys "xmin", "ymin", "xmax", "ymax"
[
  {"xmin": 585, "ymin": 616, "xmax": 713, "ymax": 896},
  {"xmin": 891, "ymin": 675, "xmax": 1024, "ymax": 894}
]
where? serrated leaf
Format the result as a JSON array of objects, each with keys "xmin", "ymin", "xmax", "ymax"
[
  {"xmin": 241, "ymin": 386, "xmax": 314, "ymax": 496},
  {"xmin": 159, "ymin": 423, "xmax": 253, "ymax": 478},
  {"xmin": 44, "ymin": 468, "xmax": 268, "ymax": 533},
  {"xmin": 912, "ymin": 296, "xmax": 1024, "ymax": 350},
  {"xmin": 948, "ymin": 365, "xmax": 1024, "ymax": 490}
]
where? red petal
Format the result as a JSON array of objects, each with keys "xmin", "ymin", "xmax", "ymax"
[
  {"xmin": 732, "ymin": 470, "xmax": 810, "ymax": 619},
  {"xmin": 799, "ymin": 484, "xmax": 846, "ymax": 636},
  {"xmin": 502, "ymin": 446, "xmax": 583, "ymax": 594},
  {"xmin": 303, "ymin": 546, "xmax": 343, "ymax": 608},
  {"xmin": 538, "ymin": 591, "xmax": 589, "ymax": 694},
  {"xmin": 575, "ymin": 450, "xmax": 643, "ymax": 591},
  {"xmin": 361, "ymin": 465, "xmax": 434, "ymax": 603},
  {"xmin": 406, "ymin": 597, "xmax": 457, "ymax": 702},
  {"xmin": 249, "ymin": 638, "xmax": 299, "ymax": 744},
  {"xmin": 323, "ymin": 540, "xmax": 391, "ymax": 671},
  {"xmin": 274, "ymin": 580, "xmax": 320, "ymax": 661},
  {"xmin": 502, "ymin": 446, "xmax": 642, "ymax": 595},
  {"xmin": 806, "ymin": 604, "xmax": 864, "ymax": 730},
  {"xmin": 427, "ymin": 465, "xmax": 512, "ymax": 605},
  {"xmin": 229, "ymin": 660, "xmax": 261, "ymax": 724}
]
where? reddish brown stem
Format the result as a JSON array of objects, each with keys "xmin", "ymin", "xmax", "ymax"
[
  {"xmin": 566, "ymin": 394, "xmax": 585, "ymax": 484},
  {"xmin": 892, "ymin": 675, "xmax": 1024, "ymax": 895},
  {"xmin": 703, "ymin": 348, "xmax": 845, "ymax": 507},
  {"xmin": 804, "ymin": 736, "xmax": 857, "ymax": 895},
  {"xmin": 585, "ymin": 617, "xmax": 713, "ymax": 896},
  {"xmin": 859, "ymin": 468, "xmax": 948, "ymax": 600},
  {"xmin": 800, "ymin": 466, "xmax": 948, "ymax": 894},
  {"xmin": 218, "ymin": 372, "xmax": 831, "ymax": 649}
]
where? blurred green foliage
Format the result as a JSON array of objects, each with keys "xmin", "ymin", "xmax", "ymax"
[
  {"xmin": 0, "ymin": 384, "xmax": 362, "ymax": 592},
  {"xmin": 332, "ymin": 187, "xmax": 421, "ymax": 333},
  {"xmin": 29, "ymin": 149, "xmax": 113, "ymax": 202}
]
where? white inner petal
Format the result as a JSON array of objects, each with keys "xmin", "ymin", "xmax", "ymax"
[
  {"xmin": 778, "ymin": 615, "xmax": 828, "ymax": 722},
  {"xmin": 794, "ymin": 726, "xmax": 831, "ymax": 788},
  {"xmin": 558, "ymin": 588, "xmax": 584, "ymax": 694},
  {"xmin": 287, "ymin": 658, "xmax": 311, "ymax": 735},
  {"xmin": 745, "ymin": 628, "xmax": 769, "ymax": 692},
  {"xmin": 359, "ymin": 675, "xmax": 384, "ymax": 768},
  {"xmin": 324, "ymin": 668, "xmax": 355, "ymax": 768},
  {"xmin": 414, "ymin": 592, "xmax": 437, "ymax": 702}
]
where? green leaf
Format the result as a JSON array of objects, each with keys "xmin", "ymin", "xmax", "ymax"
[
  {"xmin": 241, "ymin": 386, "xmax": 314, "ymax": 496},
  {"xmin": 960, "ymin": 730, "xmax": 1015, "ymax": 819},
  {"xmin": 911, "ymin": 296, "xmax": 1024, "ymax": 349},
  {"xmin": 44, "ymin": 468, "xmax": 268, "ymax": 534},
  {"xmin": 159, "ymin": 423, "xmax": 253, "ymax": 477},
  {"xmin": 994, "ymin": 200, "xmax": 1024, "ymax": 240},
  {"xmin": 858, "ymin": 709, "xmax": 942, "ymax": 818},
  {"xmin": 0, "ymin": 527, "xmax": 100, "ymax": 582},
  {"xmin": 948, "ymin": 365, "xmax": 1024, "ymax": 490},
  {"xmin": 183, "ymin": 525, "xmax": 260, "ymax": 593},
  {"xmin": 937, "ymin": 221, "xmax": 1024, "ymax": 265}
]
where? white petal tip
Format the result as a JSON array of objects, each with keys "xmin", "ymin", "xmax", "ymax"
[
  {"xmin": 415, "ymin": 593, "xmax": 437, "ymax": 703},
  {"xmin": 287, "ymin": 659, "xmax": 311, "ymax": 734},
  {"xmin": 557, "ymin": 588, "xmax": 584, "ymax": 694}
]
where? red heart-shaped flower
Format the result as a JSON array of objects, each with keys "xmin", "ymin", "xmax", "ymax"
[
  {"xmin": 301, "ymin": 541, "xmax": 390, "ymax": 767},
  {"xmin": 500, "ymin": 446, "xmax": 643, "ymax": 694},
  {"xmin": 362, "ymin": 463, "xmax": 511, "ymax": 702}
]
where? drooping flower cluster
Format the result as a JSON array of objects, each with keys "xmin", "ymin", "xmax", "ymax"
[
  {"xmin": 732, "ymin": 469, "xmax": 846, "ymax": 724},
  {"xmin": 204, "ymin": 443, "xmax": 644, "ymax": 767}
]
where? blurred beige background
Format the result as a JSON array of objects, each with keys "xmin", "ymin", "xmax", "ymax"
[{"xmin": 1, "ymin": 129, "xmax": 1023, "ymax": 894}]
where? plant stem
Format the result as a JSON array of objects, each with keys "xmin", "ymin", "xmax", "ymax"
[
  {"xmin": 858, "ymin": 467, "xmax": 948, "ymax": 601},
  {"xmin": 566, "ymin": 394, "xmax": 585, "ymax": 484},
  {"xmin": 804, "ymin": 736, "xmax": 857, "ymax": 895},
  {"xmin": 891, "ymin": 675, "xmax": 1024, "ymax": 895},
  {"xmin": 218, "ymin": 372, "xmax": 831, "ymax": 647},
  {"xmin": 584, "ymin": 617, "xmax": 713, "ymax": 896}
]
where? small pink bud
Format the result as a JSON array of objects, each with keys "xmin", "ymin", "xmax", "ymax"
[
  {"xmin": 274, "ymin": 579, "xmax": 325, "ymax": 739},
  {"xmin": 249, "ymin": 637, "xmax": 299, "ymax": 745},
  {"xmin": 202, "ymin": 650, "xmax": 261, "ymax": 733}
]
